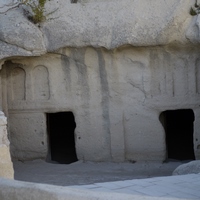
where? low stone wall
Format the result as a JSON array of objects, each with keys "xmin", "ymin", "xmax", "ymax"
[
  {"xmin": 0, "ymin": 178, "xmax": 168, "ymax": 200},
  {"xmin": 0, "ymin": 178, "xmax": 132, "ymax": 200}
]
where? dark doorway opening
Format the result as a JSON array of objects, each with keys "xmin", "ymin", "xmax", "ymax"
[
  {"xmin": 47, "ymin": 112, "xmax": 78, "ymax": 164},
  {"xmin": 160, "ymin": 109, "xmax": 195, "ymax": 161}
]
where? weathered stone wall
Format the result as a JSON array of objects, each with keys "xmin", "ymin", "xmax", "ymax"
[
  {"xmin": 0, "ymin": 0, "xmax": 200, "ymax": 179},
  {"xmin": 0, "ymin": 112, "xmax": 14, "ymax": 179},
  {"xmin": 2, "ymin": 46, "xmax": 200, "ymax": 162}
]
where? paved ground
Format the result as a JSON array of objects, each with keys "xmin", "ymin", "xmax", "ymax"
[
  {"xmin": 14, "ymin": 159, "xmax": 182, "ymax": 186},
  {"xmin": 13, "ymin": 160, "xmax": 200, "ymax": 200},
  {"xmin": 69, "ymin": 173, "xmax": 200, "ymax": 199}
]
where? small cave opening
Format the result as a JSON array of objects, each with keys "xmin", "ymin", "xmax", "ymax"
[
  {"xmin": 160, "ymin": 109, "xmax": 195, "ymax": 161},
  {"xmin": 47, "ymin": 112, "xmax": 78, "ymax": 164}
]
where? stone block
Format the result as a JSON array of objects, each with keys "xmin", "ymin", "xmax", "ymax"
[{"xmin": 0, "ymin": 145, "xmax": 14, "ymax": 179}]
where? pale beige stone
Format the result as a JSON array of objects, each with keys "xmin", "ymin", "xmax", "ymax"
[
  {"xmin": 2, "ymin": 46, "xmax": 200, "ymax": 162},
  {"xmin": 0, "ymin": 0, "xmax": 200, "ymax": 166},
  {"xmin": 0, "ymin": 145, "xmax": 14, "ymax": 179},
  {"xmin": 0, "ymin": 113, "xmax": 14, "ymax": 179},
  {"xmin": 0, "ymin": 0, "xmax": 199, "ymax": 60}
]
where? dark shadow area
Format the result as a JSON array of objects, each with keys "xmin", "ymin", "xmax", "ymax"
[
  {"xmin": 160, "ymin": 109, "xmax": 195, "ymax": 161},
  {"xmin": 47, "ymin": 112, "xmax": 78, "ymax": 164}
]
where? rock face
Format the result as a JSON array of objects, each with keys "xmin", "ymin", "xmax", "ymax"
[
  {"xmin": 42, "ymin": 0, "xmax": 195, "ymax": 50},
  {"xmin": 2, "ymin": 46, "xmax": 200, "ymax": 162},
  {"xmin": 0, "ymin": 9, "xmax": 46, "ymax": 60},
  {"xmin": 173, "ymin": 161, "xmax": 200, "ymax": 175},
  {"xmin": 0, "ymin": 112, "xmax": 14, "ymax": 179},
  {"xmin": 0, "ymin": 0, "xmax": 200, "ymax": 59},
  {"xmin": 0, "ymin": 0, "xmax": 200, "ymax": 171},
  {"xmin": 0, "ymin": 0, "xmax": 18, "ymax": 13}
]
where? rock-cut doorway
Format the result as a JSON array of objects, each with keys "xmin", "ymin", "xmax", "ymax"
[
  {"xmin": 47, "ymin": 112, "xmax": 78, "ymax": 164},
  {"xmin": 160, "ymin": 109, "xmax": 195, "ymax": 161}
]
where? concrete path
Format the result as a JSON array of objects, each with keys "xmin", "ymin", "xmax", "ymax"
[{"xmin": 69, "ymin": 173, "xmax": 200, "ymax": 199}]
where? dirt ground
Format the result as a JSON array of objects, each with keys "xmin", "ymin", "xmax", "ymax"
[{"xmin": 13, "ymin": 159, "xmax": 185, "ymax": 186}]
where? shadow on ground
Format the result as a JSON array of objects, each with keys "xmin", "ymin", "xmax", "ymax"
[{"xmin": 13, "ymin": 160, "xmax": 184, "ymax": 186}]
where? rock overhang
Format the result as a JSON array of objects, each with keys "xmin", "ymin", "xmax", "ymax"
[{"xmin": 0, "ymin": 0, "xmax": 200, "ymax": 61}]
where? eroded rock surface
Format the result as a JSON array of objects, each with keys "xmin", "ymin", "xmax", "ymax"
[
  {"xmin": 0, "ymin": 0, "xmax": 200, "ymax": 60},
  {"xmin": 173, "ymin": 161, "xmax": 200, "ymax": 175},
  {"xmin": 0, "ymin": 0, "xmax": 200, "ymax": 179},
  {"xmin": 0, "ymin": 8, "xmax": 46, "ymax": 60},
  {"xmin": 0, "ymin": 0, "xmax": 18, "ymax": 13},
  {"xmin": 0, "ymin": 112, "xmax": 14, "ymax": 179}
]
